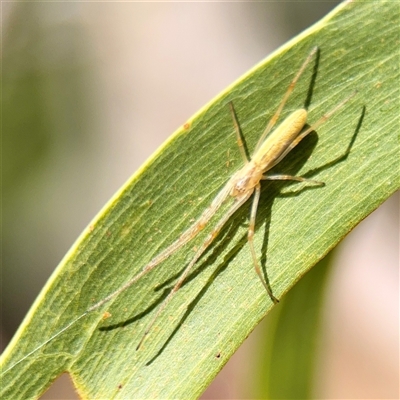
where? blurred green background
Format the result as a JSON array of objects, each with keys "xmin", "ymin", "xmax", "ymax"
[{"xmin": 2, "ymin": 2, "xmax": 398, "ymax": 399}]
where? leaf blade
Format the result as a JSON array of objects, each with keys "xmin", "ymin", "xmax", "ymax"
[{"xmin": 1, "ymin": 1, "xmax": 399, "ymax": 399}]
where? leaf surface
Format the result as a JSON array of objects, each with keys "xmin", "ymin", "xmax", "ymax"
[{"xmin": 1, "ymin": 1, "xmax": 399, "ymax": 398}]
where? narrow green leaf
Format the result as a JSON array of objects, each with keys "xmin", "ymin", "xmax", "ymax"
[
  {"xmin": 1, "ymin": 1, "xmax": 399, "ymax": 399},
  {"xmin": 254, "ymin": 252, "xmax": 334, "ymax": 399}
]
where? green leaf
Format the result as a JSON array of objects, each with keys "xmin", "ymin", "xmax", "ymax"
[
  {"xmin": 254, "ymin": 252, "xmax": 335, "ymax": 399},
  {"xmin": 1, "ymin": 1, "xmax": 398, "ymax": 398}
]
